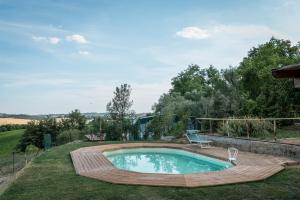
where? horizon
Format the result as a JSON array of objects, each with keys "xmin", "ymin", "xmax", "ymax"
[{"xmin": 1, "ymin": 0, "xmax": 300, "ymax": 115}]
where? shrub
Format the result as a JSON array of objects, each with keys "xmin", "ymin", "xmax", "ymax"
[
  {"xmin": 17, "ymin": 118, "xmax": 60, "ymax": 151},
  {"xmin": 170, "ymin": 121, "xmax": 186, "ymax": 138},
  {"xmin": 25, "ymin": 144, "xmax": 40, "ymax": 163},
  {"xmin": 56, "ymin": 129, "xmax": 81, "ymax": 145},
  {"xmin": 105, "ymin": 122, "xmax": 122, "ymax": 141},
  {"xmin": 219, "ymin": 119, "xmax": 272, "ymax": 138},
  {"xmin": 0, "ymin": 124, "xmax": 27, "ymax": 132},
  {"xmin": 17, "ymin": 110, "xmax": 87, "ymax": 151}
]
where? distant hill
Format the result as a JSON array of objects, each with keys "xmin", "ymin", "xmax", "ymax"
[
  {"xmin": 0, "ymin": 112, "xmax": 152, "ymax": 121},
  {"xmin": 0, "ymin": 112, "xmax": 108, "ymax": 120},
  {"xmin": 0, "ymin": 113, "xmax": 42, "ymax": 120}
]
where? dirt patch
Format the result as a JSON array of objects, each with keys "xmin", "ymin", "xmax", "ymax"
[{"xmin": 279, "ymin": 138, "xmax": 300, "ymax": 145}]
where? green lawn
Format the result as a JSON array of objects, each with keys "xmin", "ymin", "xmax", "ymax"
[
  {"xmin": 232, "ymin": 129, "xmax": 300, "ymax": 141},
  {"xmin": 0, "ymin": 129, "xmax": 26, "ymax": 175},
  {"xmin": 0, "ymin": 129, "xmax": 24, "ymax": 157},
  {"xmin": 276, "ymin": 129, "xmax": 300, "ymax": 139},
  {"xmin": 1, "ymin": 141, "xmax": 300, "ymax": 200}
]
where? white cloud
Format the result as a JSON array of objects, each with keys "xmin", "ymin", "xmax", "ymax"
[
  {"xmin": 48, "ymin": 37, "xmax": 61, "ymax": 44},
  {"xmin": 176, "ymin": 24, "xmax": 286, "ymax": 41},
  {"xmin": 78, "ymin": 50, "xmax": 89, "ymax": 55},
  {"xmin": 176, "ymin": 27, "xmax": 210, "ymax": 40},
  {"xmin": 32, "ymin": 36, "xmax": 61, "ymax": 44},
  {"xmin": 146, "ymin": 24, "xmax": 290, "ymax": 69},
  {"xmin": 66, "ymin": 34, "xmax": 88, "ymax": 44}
]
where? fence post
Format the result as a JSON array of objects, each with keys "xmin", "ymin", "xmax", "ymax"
[
  {"xmin": 12, "ymin": 151, "xmax": 15, "ymax": 174},
  {"xmin": 246, "ymin": 120, "xmax": 249, "ymax": 139},
  {"xmin": 273, "ymin": 120, "xmax": 277, "ymax": 141},
  {"xmin": 226, "ymin": 120, "xmax": 229, "ymax": 137},
  {"xmin": 209, "ymin": 120, "xmax": 212, "ymax": 133}
]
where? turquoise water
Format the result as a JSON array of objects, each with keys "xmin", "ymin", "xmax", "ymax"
[{"xmin": 103, "ymin": 148, "xmax": 233, "ymax": 174}]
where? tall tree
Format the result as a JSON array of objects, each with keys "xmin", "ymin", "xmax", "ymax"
[
  {"xmin": 239, "ymin": 37, "xmax": 300, "ymax": 117},
  {"xmin": 106, "ymin": 84, "xmax": 133, "ymax": 121},
  {"xmin": 171, "ymin": 64, "xmax": 206, "ymax": 96},
  {"xmin": 61, "ymin": 109, "xmax": 86, "ymax": 131},
  {"xmin": 106, "ymin": 84, "xmax": 134, "ymax": 140}
]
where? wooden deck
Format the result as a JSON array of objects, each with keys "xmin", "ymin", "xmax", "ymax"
[{"xmin": 70, "ymin": 143, "xmax": 298, "ymax": 187}]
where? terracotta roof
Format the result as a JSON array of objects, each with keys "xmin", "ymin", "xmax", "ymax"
[{"xmin": 272, "ymin": 63, "xmax": 300, "ymax": 78}]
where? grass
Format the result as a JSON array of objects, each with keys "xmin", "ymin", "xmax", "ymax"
[
  {"xmin": 276, "ymin": 129, "xmax": 300, "ymax": 139},
  {"xmin": 0, "ymin": 129, "xmax": 27, "ymax": 176},
  {"xmin": 1, "ymin": 141, "xmax": 300, "ymax": 200},
  {"xmin": 0, "ymin": 129, "xmax": 24, "ymax": 157},
  {"xmin": 222, "ymin": 129, "xmax": 300, "ymax": 141},
  {"xmin": 252, "ymin": 129, "xmax": 300, "ymax": 141}
]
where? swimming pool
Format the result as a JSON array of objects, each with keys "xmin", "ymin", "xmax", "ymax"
[{"xmin": 103, "ymin": 148, "xmax": 232, "ymax": 174}]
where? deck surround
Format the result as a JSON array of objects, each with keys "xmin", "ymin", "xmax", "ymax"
[{"xmin": 70, "ymin": 143, "xmax": 297, "ymax": 187}]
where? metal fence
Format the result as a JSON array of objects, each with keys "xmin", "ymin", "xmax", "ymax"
[
  {"xmin": 0, "ymin": 151, "xmax": 39, "ymax": 188},
  {"xmin": 196, "ymin": 117, "xmax": 300, "ymax": 143}
]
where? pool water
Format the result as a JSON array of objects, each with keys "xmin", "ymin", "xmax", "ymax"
[{"xmin": 103, "ymin": 148, "xmax": 232, "ymax": 174}]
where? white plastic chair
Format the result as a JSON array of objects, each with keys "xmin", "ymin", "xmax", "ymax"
[{"xmin": 228, "ymin": 147, "xmax": 238, "ymax": 163}]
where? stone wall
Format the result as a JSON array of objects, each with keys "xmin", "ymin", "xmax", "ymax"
[{"xmin": 201, "ymin": 134, "xmax": 300, "ymax": 159}]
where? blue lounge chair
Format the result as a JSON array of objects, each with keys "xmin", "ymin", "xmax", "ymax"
[{"xmin": 185, "ymin": 132, "xmax": 212, "ymax": 148}]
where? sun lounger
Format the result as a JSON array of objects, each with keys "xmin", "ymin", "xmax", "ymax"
[{"xmin": 185, "ymin": 132, "xmax": 212, "ymax": 148}]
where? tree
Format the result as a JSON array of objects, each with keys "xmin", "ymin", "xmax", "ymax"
[
  {"xmin": 17, "ymin": 117, "xmax": 60, "ymax": 151},
  {"xmin": 171, "ymin": 64, "xmax": 206, "ymax": 96},
  {"xmin": 107, "ymin": 84, "xmax": 133, "ymax": 121},
  {"xmin": 149, "ymin": 37, "xmax": 300, "ymax": 138},
  {"xmin": 17, "ymin": 109, "xmax": 86, "ymax": 151},
  {"xmin": 61, "ymin": 109, "xmax": 86, "ymax": 131},
  {"xmin": 106, "ymin": 84, "xmax": 134, "ymax": 140},
  {"xmin": 150, "ymin": 93, "xmax": 195, "ymax": 137},
  {"xmin": 239, "ymin": 37, "xmax": 300, "ymax": 117}
]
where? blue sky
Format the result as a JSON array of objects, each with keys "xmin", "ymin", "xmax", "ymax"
[{"xmin": 1, "ymin": 0, "xmax": 300, "ymax": 114}]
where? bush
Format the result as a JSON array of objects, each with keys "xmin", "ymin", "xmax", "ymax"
[
  {"xmin": 17, "ymin": 118, "xmax": 60, "ymax": 151},
  {"xmin": 219, "ymin": 119, "xmax": 273, "ymax": 138},
  {"xmin": 170, "ymin": 121, "xmax": 186, "ymax": 138},
  {"xmin": 0, "ymin": 124, "xmax": 27, "ymax": 132},
  {"xmin": 56, "ymin": 129, "xmax": 81, "ymax": 145},
  {"xmin": 105, "ymin": 122, "xmax": 122, "ymax": 141},
  {"xmin": 25, "ymin": 144, "xmax": 40, "ymax": 163},
  {"xmin": 17, "ymin": 109, "xmax": 87, "ymax": 151}
]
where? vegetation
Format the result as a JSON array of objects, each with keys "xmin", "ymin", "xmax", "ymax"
[
  {"xmin": 56, "ymin": 129, "xmax": 82, "ymax": 145},
  {"xmin": 24, "ymin": 145, "xmax": 40, "ymax": 164},
  {"xmin": 60, "ymin": 109, "xmax": 87, "ymax": 131},
  {"xmin": 0, "ymin": 130, "xmax": 28, "ymax": 176},
  {"xmin": 0, "ymin": 124, "xmax": 27, "ymax": 132},
  {"xmin": 218, "ymin": 119, "xmax": 273, "ymax": 138},
  {"xmin": 147, "ymin": 38, "xmax": 300, "ymax": 138},
  {"xmin": 0, "ymin": 129, "xmax": 24, "ymax": 157},
  {"xmin": 1, "ymin": 141, "xmax": 300, "ymax": 200},
  {"xmin": 17, "ymin": 110, "xmax": 86, "ymax": 151},
  {"xmin": 106, "ymin": 83, "xmax": 134, "ymax": 121},
  {"xmin": 106, "ymin": 83, "xmax": 136, "ymax": 140}
]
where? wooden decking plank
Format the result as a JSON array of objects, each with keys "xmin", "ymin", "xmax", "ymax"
[{"xmin": 70, "ymin": 143, "xmax": 298, "ymax": 187}]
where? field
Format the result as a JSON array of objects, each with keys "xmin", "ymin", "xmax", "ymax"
[
  {"xmin": 0, "ymin": 129, "xmax": 24, "ymax": 157},
  {"xmin": 1, "ymin": 141, "xmax": 300, "ymax": 200},
  {"xmin": 0, "ymin": 118, "xmax": 32, "ymax": 125},
  {"xmin": 0, "ymin": 129, "xmax": 26, "ymax": 192}
]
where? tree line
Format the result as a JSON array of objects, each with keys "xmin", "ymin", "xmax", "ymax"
[
  {"xmin": 16, "ymin": 37, "xmax": 300, "ymax": 148},
  {"xmin": 146, "ymin": 37, "xmax": 300, "ymax": 138},
  {"xmin": 17, "ymin": 84, "xmax": 136, "ymax": 151}
]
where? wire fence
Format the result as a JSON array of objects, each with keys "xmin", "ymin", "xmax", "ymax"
[
  {"xmin": 196, "ymin": 117, "xmax": 300, "ymax": 143},
  {"xmin": 0, "ymin": 151, "xmax": 40, "ymax": 190}
]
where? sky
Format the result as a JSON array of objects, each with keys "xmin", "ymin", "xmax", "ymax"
[{"xmin": 1, "ymin": 0, "xmax": 300, "ymax": 115}]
